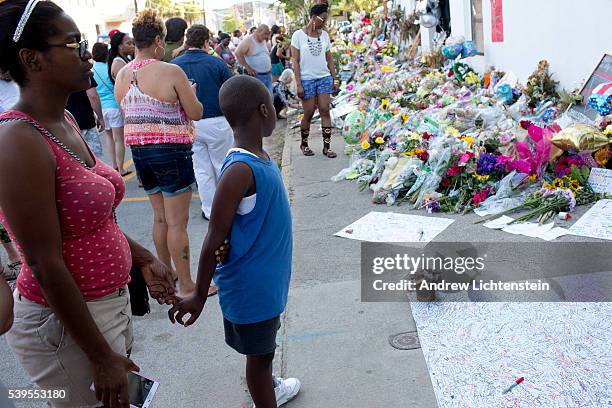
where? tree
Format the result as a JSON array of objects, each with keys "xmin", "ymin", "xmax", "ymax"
[{"xmin": 145, "ymin": 0, "xmax": 204, "ymax": 24}]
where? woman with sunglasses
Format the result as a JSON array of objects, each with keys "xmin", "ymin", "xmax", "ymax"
[
  {"xmin": 291, "ymin": 3, "xmax": 339, "ymax": 158},
  {"xmin": 0, "ymin": 1, "xmax": 176, "ymax": 406}
]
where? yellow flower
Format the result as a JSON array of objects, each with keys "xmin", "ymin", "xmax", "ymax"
[
  {"xmin": 375, "ymin": 137, "xmax": 385, "ymax": 144},
  {"xmin": 401, "ymin": 114, "xmax": 409, "ymax": 124},
  {"xmin": 473, "ymin": 173, "xmax": 490, "ymax": 182},
  {"xmin": 604, "ymin": 125, "xmax": 612, "ymax": 136},
  {"xmin": 410, "ymin": 132, "xmax": 420, "ymax": 141},
  {"xmin": 551, "ymin": 178, "xmax": 563, "ymax": 189},
  {"xmin": 463, "ymin": 137, "xmax": 474, "ymax": 148},
  {"xmin": 528, "ymin": 174, "xmax": 538, "ymax": 183},
  {"xmin": 568, "ymin": 180, "xmax": 581, "ymax": 192},
  {"xmin": 361, "ymin": 141, "xmax": 371, "ymax": 150},
  {"xmin": 465, "ymin": 72, "xmax": 480, "ymax": 86},
  {"xmin": 594, "ymin": 148, "xmax": 610, "ymax": 166},
  {"xmin": 543, "ymin": 181, "xmax": 553, "ymax": 189},
  {"xmin": 381, "ymin": 99, "xmax": 389, "ymax": 110},
  {"xmin": 446, "ymin": 127, "xmax": 461, "ymax": 138},
  {"xmin": 404, "ymin": 148, "xmax": 424, "ymax": 156}
]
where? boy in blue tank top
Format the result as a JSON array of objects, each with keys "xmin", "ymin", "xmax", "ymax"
[{"xmin": 169, "ymin": 76, "xmax": 300, "ymax": 408}]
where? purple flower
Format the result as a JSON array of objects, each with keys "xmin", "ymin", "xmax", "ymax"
[{"xmin": 477, "ymin": 153, "xmax": 499, "ymax": 175}]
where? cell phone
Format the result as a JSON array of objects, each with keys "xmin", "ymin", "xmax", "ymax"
[{"xmin": 91, "ymin": 371, "xmax": 159, "ymax": 408}]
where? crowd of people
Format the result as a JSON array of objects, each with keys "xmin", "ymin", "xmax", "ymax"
[{"xmin": 0, "ymin": 0, "xmax": 338, "ymax": 406}]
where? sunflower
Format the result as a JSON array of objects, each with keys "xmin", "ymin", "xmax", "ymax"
[
  {"xmin": 568, "ymin": 179, "xmax": 581, "ymax": 193},
  {"xmin": 380, "ymin": 99, "xmax": 389, "ymax": 110},
  {"xmin": 551, "ymin": 178, "xmax": 563, "ymax": 189},
  {"xmin": 375, "ymin": 137, "xmax": 385, "ymax": 144},
  {"xmin": 361, "ymin": 141, "xmax": 371, "ymax": 150},
  {"xmin": 463, "ymin": 136, "xmax": 474, "ymax": 148},
  {"xmin": 401, "ymin": 114, "xmax": 409, "ymax": 124}
]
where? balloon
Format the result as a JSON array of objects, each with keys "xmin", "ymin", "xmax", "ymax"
[
  {"xmin": 342, "ymin": 110, "xmax": 366, "ymax": 145},
  {"xmin": 551, "ymin": 124, "xmax": 609, "ymax": 152},
  {"xmin": 420, "ymin": 14, "xmax": 438, "ymax": 28}
]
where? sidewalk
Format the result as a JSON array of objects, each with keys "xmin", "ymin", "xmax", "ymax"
[{"xmin": 277, "ymin": 125, "xmax": 438, "ymax": 407}]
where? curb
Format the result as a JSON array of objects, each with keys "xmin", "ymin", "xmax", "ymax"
[
  {"xmin": 280, "ymin": 125, "xmax": 293, "ymax": 199},
  {"xmin": 274, "ymin": 124, "xmax": 294, "ymax": 379}
]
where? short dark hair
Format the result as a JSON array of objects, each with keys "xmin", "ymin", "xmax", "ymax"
[
  {"xmin": 0, "ymin": 0, "xmax": 64, "ymax": 85},
  {"xmin": 233, "ymin": 29, "xmax": 241, "ymax": 36},
  {"xmin": 310, "ymin": 4, "xmax": 328, "ymax": 17},
  {"xmin": 220, "ymin": 75, "xmax": 271, "ymax": 128},
  {"xmin": 165, "ymin": 17, "xmax": 187, "ymax": 42},
  {"xmin": 219, "ymin": 33, "xmax": 230, "ymax": 41},
  {"xmin": 92, "ymin": 42, "xmax": 108, "ymax": 63},
  {"xmin": 132, "ymin": 9, "xmax": 165, "ymax": 49},
  {"xmin": 185, "ymin": 24, "xmax": 210, "ymax": 49},
  {"xmin": 271, "ymin": 24, "xmax": 279, "ymax": 35}
]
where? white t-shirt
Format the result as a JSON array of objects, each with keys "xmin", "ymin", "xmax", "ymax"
[
  {"xmin": 291, "ymin": 29, "xmax": 331, "ymax": 81},
  {"xmin": 0, "ymin": 80, "xmax": 20, "ymax": 112}
]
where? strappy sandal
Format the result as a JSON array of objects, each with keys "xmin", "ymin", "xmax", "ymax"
[
  {"xmin": 300, "ymin": 128, "xmax": 314, "ymax": 156},
  {"xmin": 322, "ymin": 127, "xmax": 337, "ymax": 158}
]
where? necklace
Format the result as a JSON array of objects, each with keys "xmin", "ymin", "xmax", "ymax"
[{"xmin": 305, "ymin": 29, "xmax": 323, "ymax": 56}]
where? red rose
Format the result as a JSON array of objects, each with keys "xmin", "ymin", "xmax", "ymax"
[
  {"xmin": 440, "ymin": 178, "xmax": 451, "ymax": 188},
  {"xmin": 422, "ymin": 132, "xmax": 431, "ymax": 140},
  {"xmin": 519, "ymin": 120, "xmax": 532, "ymax": 130}
]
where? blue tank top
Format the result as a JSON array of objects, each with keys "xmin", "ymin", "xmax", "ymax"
[
  {"xmin": 92, "ymin": 61, "xmax": 119, "ymax": 110},
  {"xmin": 214, "ymin": 151, "xmax": 292, "ymax": 324}
]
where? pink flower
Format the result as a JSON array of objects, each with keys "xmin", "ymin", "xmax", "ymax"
[
  {"xmin": 507, "ymin": 159, "xmax": 531, "ymax": 174},
  {"xmin": 459, "ymin": 152, "xmax": 473, "ymax": 164}
]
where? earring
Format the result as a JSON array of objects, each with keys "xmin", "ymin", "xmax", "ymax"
[{"xmin": 154, "ymin": 46, "xmax": 161, "ymax": 59}]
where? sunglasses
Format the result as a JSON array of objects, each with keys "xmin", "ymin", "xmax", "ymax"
[
  {"xmin": 45, "ymin": 39, "xmax": 89, "ymax": 59},
  {"xmin": 316, "ymin": 16, "xmax": 326, "ymax": 23}
]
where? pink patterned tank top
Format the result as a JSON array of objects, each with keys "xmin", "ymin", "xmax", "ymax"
[
  {"xmin": 122, "ymin": 59, "xmax": 194, "ymax": 146},
  {"xmin": 0, "ymin": 110, "xmax": 132, "ymax": 305}
]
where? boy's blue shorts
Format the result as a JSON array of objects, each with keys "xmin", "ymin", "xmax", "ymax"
[{"xmin": 224, "ymin": 315, "xmax": 281, "ymax": 355}]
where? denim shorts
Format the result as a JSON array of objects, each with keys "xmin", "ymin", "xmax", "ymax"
[
  {"xmin": 301, "ymin": 75, "xmax": 333, "ymax": 100},
  {"xmin": 130, "ymin": 143, "xmax": 195, "ymax": 197}
]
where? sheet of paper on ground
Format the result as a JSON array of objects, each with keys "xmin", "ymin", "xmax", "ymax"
[
  {"xmin": 411, "ymin": 302, "xmax": 612, "ymax": 408},
  {"xmin": 483, "ymin": 215, "xmax": 569, "ymax": 241},
  {"xmin": 568, "ymin": 199, "xmax": 612, "ymax": 240},
  {"xmin": 334, "ymin": 211, "xmax": 454, "ymax": 243}
]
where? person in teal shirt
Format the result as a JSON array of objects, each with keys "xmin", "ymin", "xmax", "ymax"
[{"xmin": 91, "ymin": 42, "xmax": 130, "ymax": 175}]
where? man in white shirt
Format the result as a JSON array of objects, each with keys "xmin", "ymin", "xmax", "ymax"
[{"xmin": 235, "ymin": 25, "xmax": 273, "ymax": 94}]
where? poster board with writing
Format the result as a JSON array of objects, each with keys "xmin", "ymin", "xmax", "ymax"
[{"xmin": 568, "ymin": 53, "xmax": 612, "ymax": 121}]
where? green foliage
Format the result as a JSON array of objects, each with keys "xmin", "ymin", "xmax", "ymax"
[{"xmin": 145, "ymin": 0, "xmax": 203, "ymax": 24}]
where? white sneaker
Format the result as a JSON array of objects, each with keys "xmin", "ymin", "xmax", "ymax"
[{"xmin": 252, "ymin": 377, "xmax": 301, "ymax": 407}]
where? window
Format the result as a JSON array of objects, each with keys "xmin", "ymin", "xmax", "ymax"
[{"xmin": 470, "ymin": 0, "xmax": 484, "ymax": 54}]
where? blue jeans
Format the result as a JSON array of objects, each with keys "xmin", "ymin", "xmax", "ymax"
[
  {"xmin": 130, "ymin": 144, "xmax": 195, "ymax": 197},
  {"xmin": 255, "ymin": 72, "xmax": 273, "ymax": 95}
]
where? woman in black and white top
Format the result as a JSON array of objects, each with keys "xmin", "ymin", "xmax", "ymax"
[
  {"xmin": 291, "ymin": 4, "xmax": 339, "ymax": 158},
  {"xmin": 108, "ymin": 31, "xmax": 135, "ymax": 83}
]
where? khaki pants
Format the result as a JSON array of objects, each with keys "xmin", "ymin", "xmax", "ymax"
[{"xmin": 6, "ymin": 287, "xmax": 133, "ymax": 408}]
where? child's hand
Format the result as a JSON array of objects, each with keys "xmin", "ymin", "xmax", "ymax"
[
  {"xmin": 168, "ymin": 294, "xmax": 206, "ymax": 327},
  {"xmin": 215, "ymin": 239, "xmax": 231, "ymax": 264}
]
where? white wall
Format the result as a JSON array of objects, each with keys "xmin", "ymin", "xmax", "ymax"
[{"xmin": 452, "ymin": 0, "xmax": 611, "ymax": 90}]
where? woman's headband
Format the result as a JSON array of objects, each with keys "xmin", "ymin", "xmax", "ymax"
[{"xmin": 13, "ymin": 0, "xmax": 46, "ymax": 43}]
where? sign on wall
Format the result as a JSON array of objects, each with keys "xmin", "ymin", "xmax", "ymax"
[{"xmin": 491, "ymin": 0, "xmax": 504, "ymax": 42}]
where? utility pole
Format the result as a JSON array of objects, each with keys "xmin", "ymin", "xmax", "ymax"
[{"xmin": 134, "ymin": 0, "xmax": 138, "ymax": 14}]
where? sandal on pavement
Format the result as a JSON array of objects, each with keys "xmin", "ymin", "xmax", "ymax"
[{"xmin": 300, "ymin": 128, "xmax": 314, "ymax": 156}]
